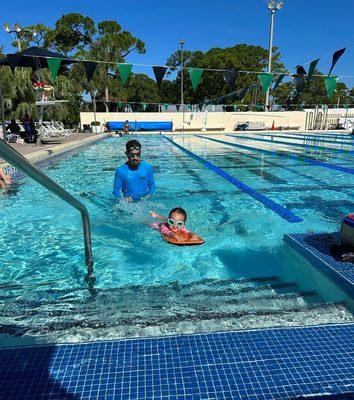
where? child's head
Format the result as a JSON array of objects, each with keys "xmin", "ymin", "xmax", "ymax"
[{"xmin": 168, "ymin": 207, "xmax": 187, "ymax": 232}]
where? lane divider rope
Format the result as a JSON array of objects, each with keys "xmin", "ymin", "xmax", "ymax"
[
  {"xmin": 251, "ymin": 133, "xmax": 354, "ymax": 147},
  {"xmin": 209, "ymin": 135, "xmax": 354, "ymax": 174},
  {"xmin": 164, "ymin": 135, "xmax": 303, "ymax": 223},
  {"xmin": 226, "ymin": 133, "xmax": 354, "ymax": 154}
]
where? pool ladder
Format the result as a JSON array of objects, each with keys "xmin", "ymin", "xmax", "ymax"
[{"xmin": 0, "ymin": 137, "xmax": 95, "ymax": 287}]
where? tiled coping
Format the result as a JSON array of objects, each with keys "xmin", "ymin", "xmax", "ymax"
[
  {"xmin": 284, "ymin": 233, "xmax": 354, "ymax": 298},
  {"xmin": 0, "ymin": 324, "xmax": 353, "ymax": 399}
]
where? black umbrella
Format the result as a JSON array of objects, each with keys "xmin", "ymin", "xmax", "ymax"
[{"xmin": 0, "ymin": 46, "xmax": 77, "ymax": 70}]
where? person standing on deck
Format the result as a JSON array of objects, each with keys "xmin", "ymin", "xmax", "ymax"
[{"xmin": 113, "ymin": 139, "xmax": 155, "ymax": 202}]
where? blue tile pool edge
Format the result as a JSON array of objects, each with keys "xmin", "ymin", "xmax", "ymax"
[
  {"xmin": 284, "ymin": 233, "xmax": 354, "ymax": 297},
  {"xmin": 0, "ymin": 323, "xmax": 353, "ymax": 400}
]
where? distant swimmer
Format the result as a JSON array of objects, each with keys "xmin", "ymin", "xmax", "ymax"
[{"xmin": 113, "ymin": 140, "xmax": 155, "ymax": 202}]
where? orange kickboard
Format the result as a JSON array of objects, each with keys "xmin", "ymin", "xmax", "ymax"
[{"xmin": 162, "ymin": 232, "xmax": 205, "ymax": 246}]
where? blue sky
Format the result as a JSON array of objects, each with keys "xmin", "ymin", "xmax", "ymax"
[{"xmin": 1, "ymin": 0, "xmax": 354, "ymax": 86}]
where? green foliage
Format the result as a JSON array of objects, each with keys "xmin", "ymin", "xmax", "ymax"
[
  {"xmin": 166, "ymin": 44, "xmax": 287, "ymax": 105},
  {"xmin": 46, "ymin": 13, "xmax": 96, "ymax": 54},
  {"xmin": 272, "ymin": 71, "xmax": 354, "ymax": 109}
]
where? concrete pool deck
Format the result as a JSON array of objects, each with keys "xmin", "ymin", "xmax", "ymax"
[{"xmin": 0, "ymin": 132, "xmax": 108, "ymax": 169}]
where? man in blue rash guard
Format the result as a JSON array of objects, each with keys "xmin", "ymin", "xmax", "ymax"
[{"xmin": 113, "ymin": 139, "xmax": 155, "ymax": 202}]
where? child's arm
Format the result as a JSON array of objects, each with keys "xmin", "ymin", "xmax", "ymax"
[{"xmin": 149, "ymin": 211, "xmax": 167, "ymax": 222}]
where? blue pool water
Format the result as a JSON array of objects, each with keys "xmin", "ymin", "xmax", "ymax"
[{"xmin": 0, "ymin": 134, "xmax": 353, "ymax": 346}]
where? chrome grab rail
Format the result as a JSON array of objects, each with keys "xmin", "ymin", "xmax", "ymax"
[{"xmin": 0, "ymin": 139, "xmax": 95, "ymax": 286}]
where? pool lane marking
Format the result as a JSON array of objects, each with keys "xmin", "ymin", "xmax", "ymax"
[
  {"xmin": 225, "ymin": 134, "xmax": 354, "ymax": 154},
  {"xmin": 197, "ymin": 135, "xmax": 354, "ymax": 176},
  {"xmin": 250, "ymin": 133, "xmax": 354, "ymax": 147},
  {"xmin": 163, "ymin": 135, "xmax": 303, "ymax": 223}
]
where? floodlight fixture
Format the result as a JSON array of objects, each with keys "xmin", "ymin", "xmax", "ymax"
[
  {"xmin": 3, "ymin": 23, "xmax": 10, "ymax": 32},
  {"xmin": 14, "ymin": 23, "xmax": 22, "ymax": 32},
  {"xmin": 267, "ymin": 0, "xmax": 275, "ymax": 10},
  {"xmin": 276, "ymin": 1, "xmax": 283, "ymax": 10}
]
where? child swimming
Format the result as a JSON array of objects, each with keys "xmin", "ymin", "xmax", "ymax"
[{"xmin": 150, "ymin": 207, "xmax": 199, "ymax": 242}]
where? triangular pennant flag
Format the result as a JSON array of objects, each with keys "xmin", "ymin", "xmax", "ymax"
[
  {"xmin": 188, "ymin": 68, "xmax": 204, "ymax": 91},
  {"xmin": 163, "ymin": 103, "xmax": 169, "ymax": 111},
  {"xmin": 324, "ymin": 76, "xmax": 339, "ymax": 99},
  {"xmin": 307, "ymin": 59, "xmax": 319, "ymax": 81},
  {"xmin": 141, "ymin": 102, "xmax": 147, "ymax": 111},
  {"xmin": 152, "ymin": 66, "xmax": 167, "ymax": 85},
  {"xmin": 343, "ymin": 104, "xmax": 349, "ymax": 110},
  {"xmin": 117, "ymin": 64, "xmax": 133, "ymax": 85},
  {"xmin": 117, "ymin": 101, "xmax": 124, "ymax": 110},
  {"xmin": 233, "ymin": 105, "xmax": 238, "ymax": 111},
  {"xmin": 258, "ymin": 73, "xmax": 273, "ymax": 94},
  {"xmin": 296, "ymin": 65, "xmax": 307, "ymax": 75},
  {"xmin": 223, "ymin": 69, "xmax": 239, "ymax": 91},
  {"xmin": 293, "ymin": 75, "xmax": 306, "ymax": 94},
  {"xmin": 176, "ymin": 104, "xmax": 180, "ymax": 111},
  {"xmin": 47, "ymin": 57, "xmax": 62, "ymax": 80},
  {"xmin": 83, "ymin": 61, "xmax": 98, "ymax": 82},
  {"xmin": 272, "ymin": 74, "xmax": 285, "ymax": 91},
  {"xmin": 6, "ymin": 53, "xmax": 22, "ymax": 72},
  {"xmin": 328, "ymin": 48, "xmax": 346, "ymax": 76}
]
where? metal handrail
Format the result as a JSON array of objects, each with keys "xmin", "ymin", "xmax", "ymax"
[{"xmin": 0, "ymin": 139, "xmax": 95, "ymax": 286}]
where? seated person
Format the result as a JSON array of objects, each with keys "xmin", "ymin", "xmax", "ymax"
[
  {"xmin": 123, "ymin": 120, "xmax": 129, "ymax": 135},
  {"xmin": 0, "ymin": 167, "xmax": 12, "ymax": 189},
  {"xmin": 331, "ymin": 214, "xmax": 354, "ymax": 262},
  {"xmin": 6, "ymin": 119, "xmax": 21, "ymax": 134},
  {"xmin": 150, "ymin": 207, "xmax": 198, "ymax": 242}
]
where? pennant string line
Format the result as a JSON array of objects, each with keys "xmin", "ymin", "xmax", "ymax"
[{"xmin": 18, "ymin": 54, "xmax": 354, "ymax": 77}]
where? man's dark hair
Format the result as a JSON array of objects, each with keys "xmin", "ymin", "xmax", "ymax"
[
  {"xmin": 126, "ymin": 139, "xmax": 141, "ymax": 152},
  {"xmin": 169, "ymin": 207, "xmax": 187, "ymax": 222}
]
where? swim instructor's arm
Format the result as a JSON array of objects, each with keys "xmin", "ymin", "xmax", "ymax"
[{"xmin": 113, "ymin": 169, "xmax": 123, "ymax": 197}]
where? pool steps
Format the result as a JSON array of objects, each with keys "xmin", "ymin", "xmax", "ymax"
[{"xmin": 0, "ymin": 276, "xmax": 352, "ymax": 344}]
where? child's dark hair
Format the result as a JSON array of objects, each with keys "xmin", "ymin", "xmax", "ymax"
[
  {"xmin": 169, "ymin": 207, "xmax": 187, "ymax": 222},
  {"xmin": 126, "ymin": 139, "xmax": 141, "ymax": 151}
]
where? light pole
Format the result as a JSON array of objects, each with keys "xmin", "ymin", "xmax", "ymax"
[
  {"xmin": 265, "ymin": 1, "xmax": 283, "ymax": 111},
  {"xmin": 179, "ymin": 40, "xmax": 185, "ymax": 134},
  {"xmin": 3, "ymin": 23, "xmax": 37, "ymax": 52}
]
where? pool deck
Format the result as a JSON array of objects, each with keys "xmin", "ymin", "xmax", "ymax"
[
  {"xmin": 0, "ymin": 323, "xmax": 353, "ymax": 399},
  {"xmin": 0, "ymin": 132, "xmax": 108, "ymax": 169}
]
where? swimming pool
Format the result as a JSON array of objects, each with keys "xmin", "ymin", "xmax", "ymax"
[{"xmin": 0, "ymin": 134, "xmax": 353, "ymax": 347}]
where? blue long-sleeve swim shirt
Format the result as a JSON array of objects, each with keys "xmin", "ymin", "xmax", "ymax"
[{"xmin": 113, "ymin": 161, "xmax": 156, "ymax": 201}]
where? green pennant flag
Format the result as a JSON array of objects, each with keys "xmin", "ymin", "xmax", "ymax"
[
  {"xmin": 47, "ymin": 58, "xmax": 62, "ymax": 80},
  {"xmin": 324, "ymin": 76, "xmax": 339, "ymax": 99},
  {"xmin": 141, "ymin": 102, "xmax": 147, "ymax": 111},
  {"xmin": 233, "ymin": 105, "xmax": 238, "ymax": 111},
  {"xmin": 307, "ymin": 58, "xmax": 319, "ymax": 81},
  {"xmin": 258, "ymin": 73, "xmax": 273, "ymax": 94},
  {"xmin": 188, "ymin": 68, "xmax": 204, "ymax": 91},
  {"xmin": 117, "ymin": 101, "xmax": 124, "ymax": 110},
  {"xmin": 117, "ymin": 64, "xmax": 133, "ymax": 85},
  {"xmin": 272, "ymin": 74, "xmax": 285, "ymax": 91},
  {"xmin": 163, "ymin": 103, "xmax": 169, "ymax": 111},
  {"xmin": 343, "ymin": 104, "xmax": 349, "ymax": 110}
]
